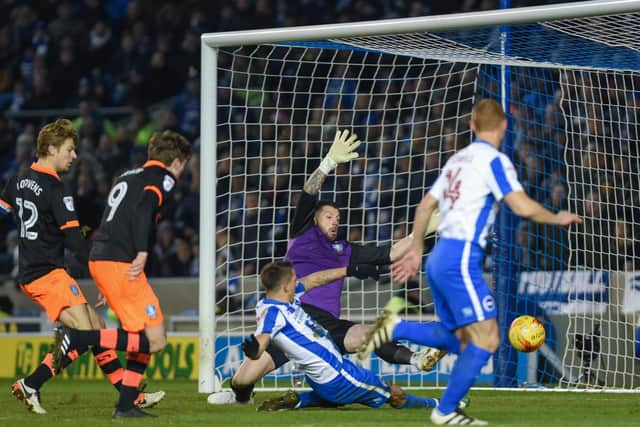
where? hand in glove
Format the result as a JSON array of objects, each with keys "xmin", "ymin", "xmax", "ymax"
[
  {"xmin": 242, "ymin": 334, "xmax": 260, "ymax": 360},
  {"xmin": 319, "ymin": 129, "xmax": 362, "ymax": 174}
]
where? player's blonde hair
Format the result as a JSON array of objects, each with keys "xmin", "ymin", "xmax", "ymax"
[
  {"xmin": 36, "ymin": 118, "xmax": 78, "ymax": 158},
  {"xmin": 260, "ymin": 261, "xmax": 294, "ymax": 292},
  {"xmin": 148, "ymin": 130, "xmax": 192, "ymax": 166},
  {"xmin": 471, "ymin": 98, "xmax": 506, "ymax": 132}
]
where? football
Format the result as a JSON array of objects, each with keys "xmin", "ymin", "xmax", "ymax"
[{"xmin": 508, "ymin": 315, "xmax": 546, "ymax": 352}]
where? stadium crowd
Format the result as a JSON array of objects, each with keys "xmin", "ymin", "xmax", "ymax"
[{"xmin": 0, "ymin": 0, "xmax": 636, "ymax": 304}]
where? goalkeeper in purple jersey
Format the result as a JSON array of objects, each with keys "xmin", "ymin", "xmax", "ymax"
[{"xmin": 208, "ymin": 130, "xmax": 443, "ymax": 406}]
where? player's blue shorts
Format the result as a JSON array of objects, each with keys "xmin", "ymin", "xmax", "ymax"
[
  {"xmin": 305, "ymin": 358, "xmax": 390, "ymax": 408},
  {"xmin": 425, "ymin": 238, "xmax": 497, "ymax": 331}
]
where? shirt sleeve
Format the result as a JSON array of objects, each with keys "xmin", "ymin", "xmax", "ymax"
[
  {"xmin": 51, "ymin": 184, "xmax": 80, "ymax": 231},
  {"xmin": 133, "ymin": 190, "xmax": 160, "ymax": 252},
  {"xmin": 294, "ymin": 282, "xmax": 305, "ymax": 297},
  {"xmin": 51, "ymin": 184, "xmax": 89, "ymax": 264},
  {"xmin": 256, "ymin": 306, "xmax": 285, "ymax": 337},
  {"xmin": 146, "ymin": 171, "xmax": 174, "ymax": 208},
  {"xmin": 487, "ymin": 155, "xmax": 523, "ymax": 201},
  {"xmin": 350, "ymin": 243, "xmax": 391, "ymax": 265},
  {"xmin": 289, "ymin": 191, "xmax": 317, "ymax": 237}
]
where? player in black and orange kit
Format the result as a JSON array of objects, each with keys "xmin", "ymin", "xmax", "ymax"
[
  {"xmin": 1, "ymin": 119, "xmax": 164, "ymax": 414},
  {"xmin": 52, "ymin": 130, "xmax": 192, "ymax": 418}
]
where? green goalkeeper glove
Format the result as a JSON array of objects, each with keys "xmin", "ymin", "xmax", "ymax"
[{"xmin": 319, "ymin": 129, "xmax": 362, "ymax": 174}]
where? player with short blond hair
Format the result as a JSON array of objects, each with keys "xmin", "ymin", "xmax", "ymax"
[{"xmin": 360, "ymin": 99, "xmax": 582, "ymax": 425}]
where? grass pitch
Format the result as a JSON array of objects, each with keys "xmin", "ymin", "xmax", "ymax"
[{"xmin": 2, "ymin": 379, "xmax": 638, "ymax": 427}]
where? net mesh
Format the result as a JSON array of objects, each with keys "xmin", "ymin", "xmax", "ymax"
[{"xmin": 211, "ymin": 9, "xmax": 640, "ymax": 389}]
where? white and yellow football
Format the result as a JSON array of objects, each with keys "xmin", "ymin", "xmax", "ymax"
[{"xmin": 508, "ymin": 315, "xmax": 545, "ymax": 352}]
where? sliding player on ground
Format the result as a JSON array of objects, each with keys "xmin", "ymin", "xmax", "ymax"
[
  {"xmin": 209, "ymin": 129, "xmax": 442, "ymax": 405},
  {"xmin": 244, "ymin": 261, "xmax": 467, "ymax": 412}
]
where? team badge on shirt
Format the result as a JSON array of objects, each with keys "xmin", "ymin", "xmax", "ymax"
[
  {"xmin": 163, "ymin": 175, "xmax": 175, "ymax": 192},
  {"xmin": 145, "ymin": 304, "xmax": 158, "ymax": 319},
  {"xmin": 482, "ymin": 295, "xmax": 495, "ymax": 312},
  {"xmin": 332, "ymin": 243, "xmax": 344, "ymax": 254},
  {"xmin": 63, "ymin": 196, "xmax": 75, "ymax": 211}
]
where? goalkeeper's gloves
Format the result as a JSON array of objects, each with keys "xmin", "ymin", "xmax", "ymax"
[
  {"xmin": 242, "ymin": 334, "xmax": 261, "ymax": 360},
  {"xmin": 319, "ymin": 129, "xmax": 362, "ymax": 174},
  {"xmin": 347, "ymin": 263, "xmax": 384, "ymax": 281}
]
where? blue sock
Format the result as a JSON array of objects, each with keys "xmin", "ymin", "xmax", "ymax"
[
  {"xmin": 394, "ymin": 393, "xmax": 437, "ymax": 409},
  {"xmin": 393, "ymin": 321, "xmax": 461, "ymax": 354},
  {"xmin": 438, "ymin": 342, "xmax": 492, "ymax": 414},
  {"xmin": 298, "ymin": 391, "xmax": 335, "ymax": 408}
]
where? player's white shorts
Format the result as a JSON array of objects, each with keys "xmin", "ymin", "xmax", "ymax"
[{"xmin": 426, "ymin": 238, "xmax": 497, "ymax": 330}]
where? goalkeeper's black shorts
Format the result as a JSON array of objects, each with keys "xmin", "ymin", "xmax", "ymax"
[{"xmin": 265, "ymin": 303, "xmax": 355, "ymax": 369}]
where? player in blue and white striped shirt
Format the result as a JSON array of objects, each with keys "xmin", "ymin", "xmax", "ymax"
[
  {"xmin": 359, "ymin": 99, "xmax": 582, "ymax": 425},
  {"xmin": 242, "ymin": 260, "xmax": 464, "ymax": 411}
]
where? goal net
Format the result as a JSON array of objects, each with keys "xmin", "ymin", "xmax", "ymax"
[{"xmin": 202, "ymin": 0, "xmax": 640, "ymax": 391}]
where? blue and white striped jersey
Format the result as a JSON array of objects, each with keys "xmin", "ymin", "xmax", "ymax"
[
  {"xmin": 255, "ymin": 283, "xmax": 344, "ymax": 384},
  {"xmin": 428, "ymin": 140, "xmax": 523, "ymax": 248}
]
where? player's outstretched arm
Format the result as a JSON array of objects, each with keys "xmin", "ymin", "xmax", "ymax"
[
  {"xmin": 300, "ymin": 267, "xmax": 347, "ymax": 291},
  {"xmin": 504, "ymin": 191, "xmax": 582, "ymax": 226},
  {"xmin": 349, "ymin": 208, "xmax": 438, "ymax": 267},
  {"xmin": 389, "ymin": 208, "xmax": 439, "ymax": 262},
  {"xmin": 391, "ymin": 194, "xmax": 439, "ymax": 283},
  {"xmin": 242, "ymin": 333, "xmax": 270, "ymax": 360},
  {"xmin": 303, "ymin": 129, "xmax": 361, "ymax": 195},
  {"xmin": 410, "ymin": 194, "xmax": 439, "ymax": 255},
  {"xmin": 300, "ymin": 263, "xmax": 383, "ymax": 291}
]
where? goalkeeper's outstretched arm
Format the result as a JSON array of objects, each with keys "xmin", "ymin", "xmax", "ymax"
[
  {"xmin": 290, "ymin": 129, "xmax": 362, "ymax": 236},
  {"xmin": 302, "ymin": 129, "xmax": 361, "ymax": 195}
]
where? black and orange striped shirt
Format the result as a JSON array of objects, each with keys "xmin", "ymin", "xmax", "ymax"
[
  {"xmin": 0, "ymin": 162, "xmax": 85, "ymax": 284},
  {"xmin": 90, "ymin": 160, "xmax": 176, "ymax": 263}
]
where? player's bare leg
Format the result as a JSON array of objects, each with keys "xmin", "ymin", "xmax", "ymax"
[
  {"xmin": 357, "ymin": 312, "xmax": 447, "ymax": 371},
  {"xmin": 144, "ymin": 324, "xmax": 168, "ymax": 354},
  {"xmin": 342, "ymin": 324, "xmax": 369, "ymax": 352},
  {"xmin": 346, "ymin": 322, "xmax": 444, "ymax": 371}
]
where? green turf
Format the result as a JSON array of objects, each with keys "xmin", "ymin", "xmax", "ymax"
[{"xmin": 2, "ymin": 379, "xmax": 638, "ymax": 426}]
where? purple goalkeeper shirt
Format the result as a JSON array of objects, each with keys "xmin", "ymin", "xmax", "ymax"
[{"xmin": 284, "ymin": 225, "xmax": 351, "ymax": 318}]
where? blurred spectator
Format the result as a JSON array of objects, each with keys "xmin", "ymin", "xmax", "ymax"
[
  {"xmin": 128, "ymin": 106, "xmax": 155, "ymax": 146},
  {"xmin": 166, "ymin": 238, "xmax": 194, "ymax": 276},
  {"xmin": 148, "ymin": 220, "xmax": 175, "ymax": 276},
  {"xmin": 49, "ymin": 42, "xmax": 82, "ymax": 106},
  {"xmin": 175, "ymin": 152, "xmax": 200, "ymax": 237},
  {"xmin": 172, "ymin": 69, "xmax": 200, "ymax": 140},
  {"xmin": 0, "ymin": 295, "xmax": 17, "ymax": 332},
  {"xmin": 0, "ymin": 229, "xmax": 19, "ymax": 281}
]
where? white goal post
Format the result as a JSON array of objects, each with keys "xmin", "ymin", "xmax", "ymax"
[{"xmin": 199, "ymin": 0, "xmax": 640, "ymax": 393}]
